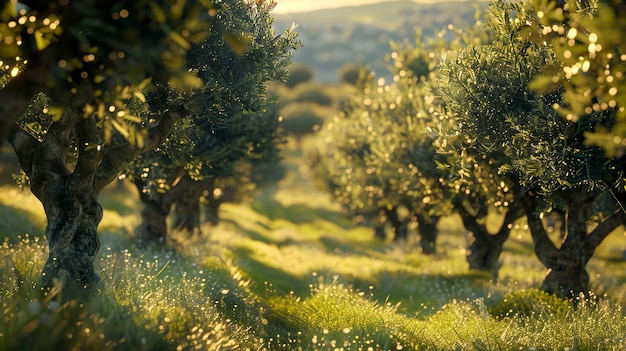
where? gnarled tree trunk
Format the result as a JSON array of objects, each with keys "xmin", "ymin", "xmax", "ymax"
[
  {"xmin": 133, "ymin": 170, "xmax": 185, "ymax": 243},
  {"xmin": 9, "ymin": 104, "xmax": 185, "ymax": 299},
  {"xmin": 135, "ymin": 173, "xmax": 208, "ymax": 242},
  {"xmin": 201, "ymin": 179, "xmax": 237, "ymax": 227},
  {"xmin": 40, "ymin": 181, "xmax": 102, "ymax": 297},
  {"xmin": 522, "ymin": 189, "xmax": 624, "ymax": 297},
  {"xmin": 10, "ymin": 112, "xmax": 103, "ymax": 297},
  {"xmin": 173, "ymin": 177, "xmax": 238, "ymax": 236},
  {"xmin": 454, "ymin": 193, "xmax": 525, "ymax": 274}
]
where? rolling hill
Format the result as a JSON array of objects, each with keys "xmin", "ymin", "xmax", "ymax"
[{"xmin": 274, "ymin": 0, "xmax": 488, "ymax": 82}]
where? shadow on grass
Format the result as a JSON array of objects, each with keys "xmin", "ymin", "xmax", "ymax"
[
  {"xmin": 250, "ymin": 196, "xmax": 353, "ymax": 229},
  {"xmin": 231, "ymin": 235, "xmax": 495, "ymax": 318},
  {"xmin": 318, "ymin": 235, "xmax": 393, "ymax": 257},
  {"xmin": 309, "ymin": 265, "xmax": 491, "ymax": 311},
  {"xmin": 232, "ymin": 246, "xmax": 309, "ymax": 296},
  {"xmin": 220, "ymin": 218, "xmax": 277, "ymax": 247}
]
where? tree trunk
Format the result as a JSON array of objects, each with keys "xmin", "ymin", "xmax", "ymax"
[
  {"xmin": 9, "ymin": 102, "xmax": 187, "ymax": 299},
  {"xmin": 367, "ymin": 208, "xmax": 387, "ymax": 240},
  {"xmin": 173, "ymin": 196, "xmax": 202, "ymax": 237},
  {"xmin": 373, "ymin": 224, "xmax": 386, "ymax": 240},
  {"xmin": 455, "ymin": 196, "xmax": 524, "ymax": 273},
  {"xmin": 40, "ymin": 182, "xmax": 102, "ymax": 297},
  {"xmin": 415, "ymin": 214, "xmax": 438, "ymax": 255},
  {"xmin": 524, "ymin": 202, "xmax": 587, "ymax": 297},
  {"xmin": 205, "ymin": 197, "xmax": 221, "ymax": 226},
  {"xmin": 522, "ymin": 189, "xmax": 624, "ymax": 298},
  {"xmin": 203, "ymin": 179, "xmax": 224, "ymax": 226},
  {"xmin": 9, "ymin": 113, "xmax": 104, "ymax": 297},
  {"xmin": 460, "ymin": 209, "xmax": 505, "ymax": 271},
  {"xmin": 134, "ymin": 173, "xmax": 206, "ymax": 241},
  {"xmin": 172, "ymin": 176, "xmax": 207, "ymax": 237},
  {"xmin": 387, "ymin": 207, "xmax": 409, "ymax": 242},
  {"xmin": 133, "ymin": 175, "xmax": 178, "ymax": 243},
  {"xmin": 136, "ymin": 196, "xmax": 170, "ymax": 243},
  {"xmin": 203, "ymin": 182, "xmax": 238, "ymax": 226}
]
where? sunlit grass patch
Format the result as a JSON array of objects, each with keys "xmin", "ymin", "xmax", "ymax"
[
  {"xmin": 0, "ymin": 236, "xmax": 264, "ymax": 350},
  {"xmin": 0, "ymin": 234, "xmax": 47, "ymax": 296},
  {"xmin": 261, "ymin": 276, "xmax": 626, "ymax": 351},
  {"xmin": 0, "ymin": 186, "xmax": 45, "ymax": 242},
  {"xmin": 99, "ymin": 245, "xmax": 261, "ymax": 350},
  {"xmin": 487, "ymin": 288, "xmax": 571, "ymax": 319},
  {"xmin": 265, "ymin": 281, "xmax": 426, "ymax": 350},
  {"xmin": 1, "ymin": 144, "xmax": 625, "ymax": 350}
]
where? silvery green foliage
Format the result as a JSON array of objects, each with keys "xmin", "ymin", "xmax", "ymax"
[{"xmin": 126, "ymin": 0, "xmax": 300, "ymax": 195}]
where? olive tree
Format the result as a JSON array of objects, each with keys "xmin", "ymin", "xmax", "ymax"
[
  {"xmin": 432, "ymin": 22, "xmax": 529, "ymax": 273},
  {"xmin": 389, "ymin": 26, "xmax": 526, "ymax": 266},
  {"xmin": 125, "ymin": 0, "xmax": 299, "ymax": 242},
  {"xmin": 1, "ymin": 0, "xmax": 285, "ymax": 298},
  {"xmin": 314, "ymin": 41, "xmax": 450, "ymax": 253},
  {"xmin": 1, "ymin": 0, "xmax": 210, "ymax": 143},
  {"xmin": 438, "ymin": 0, "xmax": 625, "ymax": 297}
]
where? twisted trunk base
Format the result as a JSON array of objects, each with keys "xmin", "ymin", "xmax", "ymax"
[
  {"xmin": 9, "ymin": 99, "xmax": 187, "ymax": 299},
  {"xmin": 455, "ymin": 196, "xmax": 523, "ymax": 274},
  {"xmin": 466, "ymin": 230, "xmax": 508, "ymax": 273},
  {"xmin": 522, "ymin": 189, "xmax": 623, "ymax": 298},
  {"xmin": 41, "ymin": 193, "xmax": 102, "ymax": 298},
  {"xmin": 33, "ymin": 168, "xmax": 103, "ymax": 297}
]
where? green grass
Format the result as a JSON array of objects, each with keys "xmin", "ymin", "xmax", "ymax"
[{"xmin": 0, "ymin": 146, "xmax": 625, "ymax": 350}]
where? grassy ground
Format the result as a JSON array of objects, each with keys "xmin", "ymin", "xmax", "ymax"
[{"xmin": 0, "ymin": 143, "xmax": 625, "ymax": 350}]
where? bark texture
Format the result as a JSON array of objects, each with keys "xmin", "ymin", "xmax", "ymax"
[
  {"xmin": 9, "ymin": 104, "xmax": 186, "ymax": 299},
  {"xmin": 453, "ymin": 180, "xmax": 527, "ymax": 274},
  {"xmin": 521, "ymin": 189, "xmax": 625, "ymax": 297}
]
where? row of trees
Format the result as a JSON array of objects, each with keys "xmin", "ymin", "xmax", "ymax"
[
  {"xmin": 312, "ymin": 0, "xmax": 625, "ymax": 297},
  {"xmin": 1, "ymin": 0, "xmax": 299, "ymax": 298}
]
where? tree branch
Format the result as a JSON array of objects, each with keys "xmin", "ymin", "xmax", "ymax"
[
  {"xmin": 7, "ymin": 123, "xmax": 39, "ymax": 193},
  {"xmin": 520, "ymin": 194, "xmax": 559, "ymax": 268},
  {"xmin": 586, "ymin": 210, "xmax": 625, "ymax": 252},
  {"xmin": 94, "ymin": 105, "xmax": 187, "ymax": 190},
  {"xmin": 495, "ymin": 202, "xmax": 525, "ymax": 240},
  {"xmin": 142, "ymin": 105, "xmax": 188, "ymax": 151},
  {"xmin": 454, "ymin": 196, "xmax": 487, "ymax": 238}
]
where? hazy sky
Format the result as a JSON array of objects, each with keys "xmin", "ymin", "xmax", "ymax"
[
  {"xmin": 273, "ymin": 0, "xmax": 398, "ymax": 13},
  {"xmin": 272, "ymin": 0, "xmax": 468, "ymax": 14}
]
